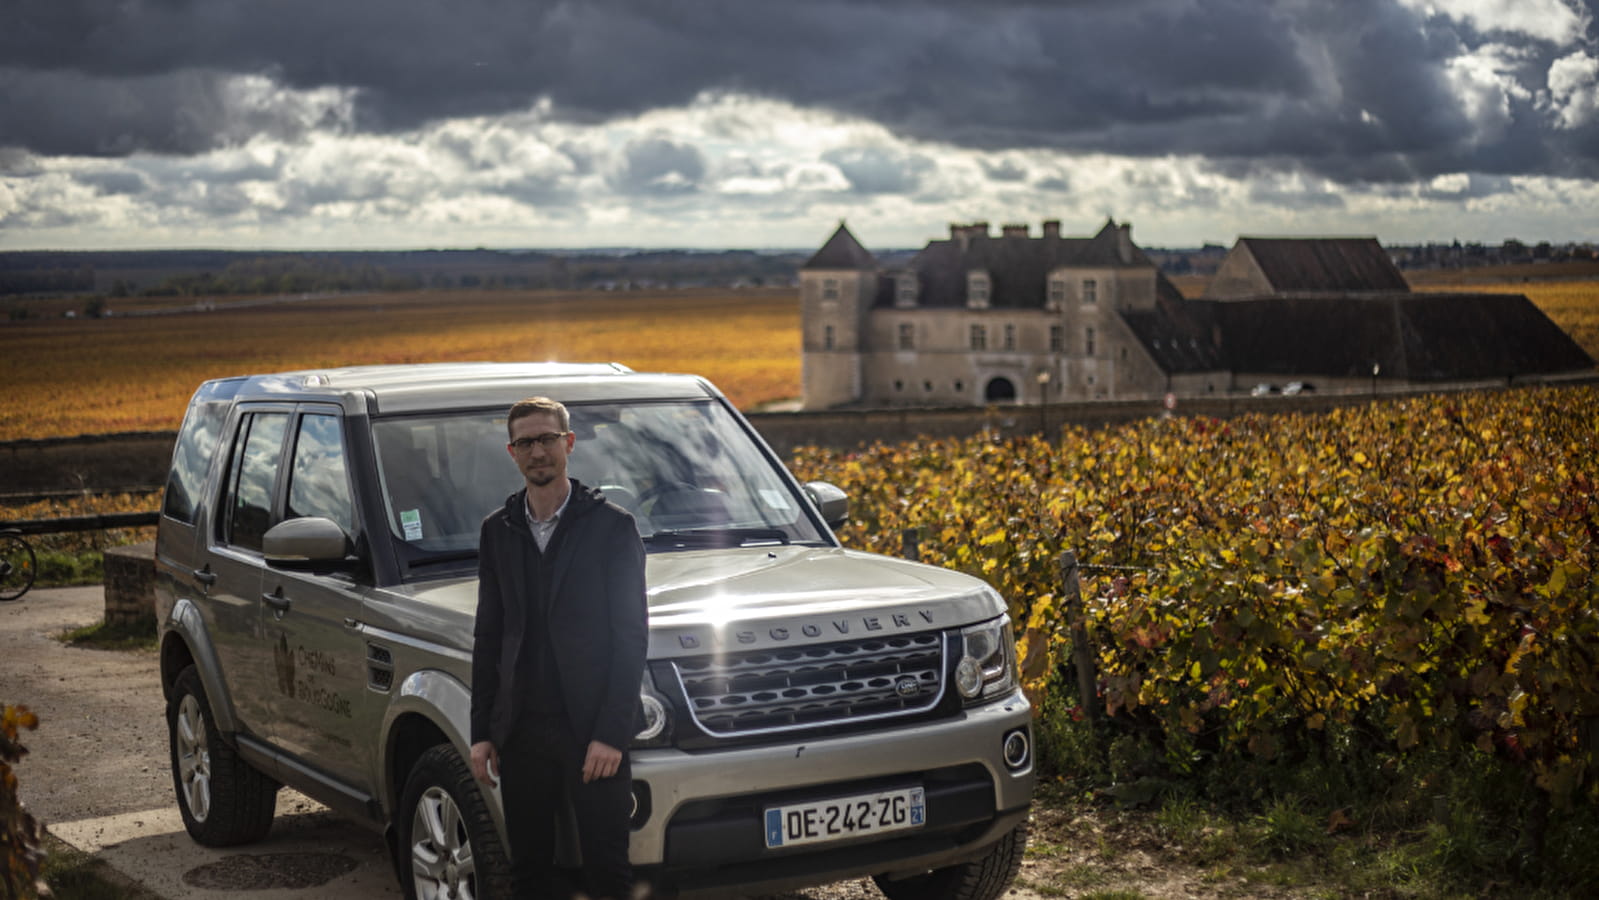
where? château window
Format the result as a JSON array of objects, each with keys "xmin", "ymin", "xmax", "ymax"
[
  {"xmin": 1084, "ymin": 326, "xmax": 1096, "ymax": 356},
  {"xmin": 823, "ymin": 325, "xmax": 835, "ymax": 350},
  {"xmin": 895, "ymin": 274, "xmax": 919, "ymax": 308},
  {"xmin": 970, "ymin": 324, "xmax": 988, "ymax": 350},
  {"xmin": 1082, "ymin": 279, "xmax": 1097, "ymax": 304},
  {"xmin": 823, "ymin": 278, "xmax": 839, "ymax": 300},
  {"xmin": 967, "ymin": 272, "xmax": 990, "ymax": 309},
  {"xmin": 898, "ymin": 323, "xmax": 914, "ymax": 350},
  {"xmin": 1003, "ymin": 324, "xmax": 1016, "ymax": 351},
  {"xmin": 1050, "ymin": 325, "xmax": 1063, "ymax": 352},
  {"xmin": 1048, "ymin": 278, "xmax": 1066, "ymax": 308}
]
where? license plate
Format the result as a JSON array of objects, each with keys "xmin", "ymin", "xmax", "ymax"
[{"xmin": 763, "ymin": 786, "xmax": 925, "ymax": 849}]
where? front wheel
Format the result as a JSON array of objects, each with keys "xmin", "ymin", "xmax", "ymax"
[
  {"xmin": 167, "ymin": 665, "xmax": 279, "ymax": 845},
  {"xmin": 0, "ymin": 532, "xmax": 36, "ymax": 602},
  {"xmin": 873, "ymin": 821, "xmax": 1030, "ymax": 900},
  {"xmin": 397, "ymin": 744, "xmax": 513, "ymax": 900}
]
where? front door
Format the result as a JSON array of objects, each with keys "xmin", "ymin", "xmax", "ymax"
[{"xmin": 261, "ymin": 411, "xmax": 377, "ymax": 794}]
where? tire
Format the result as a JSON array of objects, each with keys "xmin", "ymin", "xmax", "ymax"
[
  {"xmin": 397, "ymin": 743, "xmax": 513, "ymax": 900},
  {"xmin": 0, "ymin": 532, "xmax": 36, "ymax": 602},
  {"xmin": 873, "ymin": 821, "xmax": 1030, "ymax": 900},
  {"xmin": 166, "ymin": 665, "xmax": 279, "ymax": 846}
]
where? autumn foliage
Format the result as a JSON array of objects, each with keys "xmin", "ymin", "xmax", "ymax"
[
  {"xmin": 792, "ymin": 386, "xmax": 1599, "ymax": 806},
  {"xmin": 1, "ymin": 704, "xmax": 43, "ymax": 899}
]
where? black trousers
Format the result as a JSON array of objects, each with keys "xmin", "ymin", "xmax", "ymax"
[{"xmin": 500, "ymin": 714, "xmax": 633, "ymax": 900}]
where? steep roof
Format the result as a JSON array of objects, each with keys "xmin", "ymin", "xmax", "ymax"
[
  {"xmin": 886, "ymin": 219, "xmax": 1154, "ymax": 309},
  {"xmin": 1191, "ymin": 292, "xmax": 1593, "ymax": 379},
  {"xmin": 1232, "ymin": 237, "xmax": 1409, "ymax": 294},
  {"xmin": 802, "ymin": 222, "xmax": 878, "ymax": 270}
]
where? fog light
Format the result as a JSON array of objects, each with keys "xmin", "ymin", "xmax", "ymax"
[
  {"xmin": 636, "ymin": 692, "xmax": 666, "ymax": 742},
  {"xmin": 1003, "ymin": 728, "xmax": 1031, "ymax": 770},
  {"xmin": 955, "ymin": 656, "xmax": 983, "ymax": 699}
]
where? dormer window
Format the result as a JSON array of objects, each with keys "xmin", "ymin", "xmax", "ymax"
[
  {"xmin": 967, "ymin": 271, "xmax": 990, "ymax": 309},
  {"xmin": 895, "ymin": 273, "xmax": 919, "ymax": 308}
]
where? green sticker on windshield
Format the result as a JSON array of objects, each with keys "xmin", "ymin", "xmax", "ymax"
[{"xmin": 400, "ymin": 508, "xmax": 423, "ymax": 541}]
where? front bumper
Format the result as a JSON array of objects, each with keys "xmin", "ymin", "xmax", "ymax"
[{"xmin": 628, "ymin": 691, "xmax": 1035, "ymax": 896}]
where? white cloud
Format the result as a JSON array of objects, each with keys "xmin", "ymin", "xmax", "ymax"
[
  {"xmin": 1398, "ymin": 0, "xmax": 1589, "ymax": 45},
  {"xmin": 3, "ymin": 89, "xmax": 1598, "ymax": 250},
  {"xmin": 1543, "ymin": 51, "xmax": 1599, "ymax": 128},
  {"xmin": 1442, "ymin": 43, "xmax": 1533, "ymax": 139}
]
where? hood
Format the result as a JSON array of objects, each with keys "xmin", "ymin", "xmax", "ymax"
[
  {"xmin": 642, "ymin": 546, "xmax": 1004, "ymax": 659},
  {"xmin": 382, "ymin": 546, "xmax": 1005, "ymax": 660}
]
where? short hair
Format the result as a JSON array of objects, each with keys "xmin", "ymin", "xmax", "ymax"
[{"xmin": 506, "ymin": 396, "xmax": 570, "ymax": 440}]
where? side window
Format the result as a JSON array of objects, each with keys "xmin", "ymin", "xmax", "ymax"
[
  {"xmin": 287, "ymin": 414, "xmax": 354, "ymax": 537},
  {"xmin": 162, "ymin": 399, "xmax": 231, "ymax": 524},
  {"xmin": 224, "ymin": 413, "xmax": 288, "ymax": 552}
]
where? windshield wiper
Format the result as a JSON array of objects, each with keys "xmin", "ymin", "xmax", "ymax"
[{"xmin": 644, "ymin": 527, "xmax": 791, "ymax": 549}]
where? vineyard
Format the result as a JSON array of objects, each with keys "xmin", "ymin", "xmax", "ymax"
[
  {"xmin": 0, "ymin": 288, "xmax": 801, "ymax": 442},
  {"xmin": 791, "ymin": 386, "xmax": 1599, "ymax": 841}
]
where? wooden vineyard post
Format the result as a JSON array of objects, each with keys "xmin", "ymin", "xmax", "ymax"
[{"xmin": 1059, "ymin": 550, "xmax": 1099, "ymax": 723}]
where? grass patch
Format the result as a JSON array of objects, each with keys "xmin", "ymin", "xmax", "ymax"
[
  {"xmin": 36, "ymin": 833, "xmax": 164, "ymax": 900},
  {"xmin": 32, "ymin": 549, "xmax": 104, "ymax": 589},
  {"xmin": 58, "ymin": 617, "xmax": 157, "ymax": 651}
]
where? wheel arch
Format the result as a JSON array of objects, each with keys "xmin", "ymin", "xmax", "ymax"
[
  {"xmin": 379, "ymin": 669, "xmax": 504, "ymax": 840},
  {"xmin": 160, "ymin": 598, "xmax": 239, "ymax": 734}
]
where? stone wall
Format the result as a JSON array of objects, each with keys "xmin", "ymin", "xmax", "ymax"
[{"xmin": 103, "ymin": 540, "xmax": 156, "ymax": 626}]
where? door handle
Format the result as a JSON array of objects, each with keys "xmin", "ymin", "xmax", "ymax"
[
  {"xmin": 261, "ymin": 588, "xmax": 291, "ymax": 614},
  {"xmin": 193, "ymin": 566, "xmax": 217, "ymax": 587}
]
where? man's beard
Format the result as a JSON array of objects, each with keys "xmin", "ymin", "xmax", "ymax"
[{"xmin": 526, "ymin": 467, "xmax": 559, "ymax": 486}]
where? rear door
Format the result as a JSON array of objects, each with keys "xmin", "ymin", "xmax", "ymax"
[{"xmin": 204, "ymin": 406, "xmax": 292, "ymax": 742}]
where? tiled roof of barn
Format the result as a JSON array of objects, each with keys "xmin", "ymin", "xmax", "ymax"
[
  {"xmin": 1232, "ymin": 238, "xmax": 1410, "ymax": 294},
  {"xmin": 803, "ymin": 223, "xmax": 878, "ymax": 270},
  {"xmin": 884, "ymin": 219, "xmax": 1157, "ymax": 309},
  {"xmin": 1193, "ymin": 292, "xmax": 1594, "ymax": 379},
  {"xmin": 1120, "ymin": 299, "xmax": 1225, "ymax": 372}
]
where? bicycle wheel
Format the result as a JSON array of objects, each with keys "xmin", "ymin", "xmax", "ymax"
[{"xmin": 0, "ymin": 532, "xmax": 37, "ymax": 601}]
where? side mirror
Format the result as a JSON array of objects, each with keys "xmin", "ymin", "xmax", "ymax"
[
  {"xmin": 803, "ymin": 481, "xmax": 849, "ymax": 530},
  {"xmin": 263, "ymin": 517, "xmax": 352, "ymax": 567}
]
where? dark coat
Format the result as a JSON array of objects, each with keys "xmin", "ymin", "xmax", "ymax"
[{"xmin": 471, "ymin": 480, "xmax": 648, "ymax": 752}]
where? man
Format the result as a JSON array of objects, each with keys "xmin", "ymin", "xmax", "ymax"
[{"xmin": 471, "ymin": 396, "xmax": 648, "ymax": 899}]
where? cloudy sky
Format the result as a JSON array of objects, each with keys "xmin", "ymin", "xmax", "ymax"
[{"xmin": 3, "ymin": 0, "xmax": 1597, "ymax": 252}]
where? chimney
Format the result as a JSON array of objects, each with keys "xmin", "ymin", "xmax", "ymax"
[
  {"xmin": 1117, "ymin": 222, "xmax": 1134, "ymax": 264},
  {"xmin": 951, "ymin": 223, "xmax": 975, "ymax": 252},
  {"xmin": 1042, "ymin": 220, "xmax": 1060, "ymax": 239},
  {"xmin": 1002, "ymin": 224, "xmax": 1029, "ymax": 239}
]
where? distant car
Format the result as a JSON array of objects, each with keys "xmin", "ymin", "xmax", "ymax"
[
  {"xmin": 1250, "ymin": 383, "xmax": 1277, "ymax": 396},
  {"xmin": 1282, "ymin": 381, "xmax": 1316, "ymax": 395}
]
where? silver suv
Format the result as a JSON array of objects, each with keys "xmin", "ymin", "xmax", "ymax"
[{"xmin": 154, "ymin": 363, "xmax": 1034, "ymax": 899}]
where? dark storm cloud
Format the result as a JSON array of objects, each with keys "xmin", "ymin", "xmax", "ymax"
[
  {"xmin": 4, "ymin": 0, "xmax": 1598, "ymax": 182},
  {"xmin": 821, "ymin": 147, "xmax": 935, "ymax": 194},
  {"xmin": 611, "ymin": 136, "xmax": 706, "ymax": 195}
]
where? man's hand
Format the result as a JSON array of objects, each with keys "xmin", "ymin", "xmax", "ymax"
[
  {"xmin": 582, "ymin": 740, "xmax": 622, "ymax": 783},
  {"xmin": 470, "ymin": 740, "xmax": 500, "ymax": 787}
]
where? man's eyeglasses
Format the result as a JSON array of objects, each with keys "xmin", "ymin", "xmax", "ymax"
[{"xmin": 509, "ymin": 432, "xmax": 570, "ymax": 451}]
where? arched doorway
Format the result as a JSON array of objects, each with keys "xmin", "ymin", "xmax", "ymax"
[{"xmin": 984, "ymin": 377, "xmax": 1017, "ymax": 404}]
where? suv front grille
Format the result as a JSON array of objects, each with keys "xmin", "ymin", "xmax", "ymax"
[{"xmin": 669, "ymin": 632, "xmax": 946, "ymax": 737}]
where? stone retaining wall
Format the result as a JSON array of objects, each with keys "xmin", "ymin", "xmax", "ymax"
[{"xmin": 103, "ymin": 540, "xmax": 156, "ymax": 626}]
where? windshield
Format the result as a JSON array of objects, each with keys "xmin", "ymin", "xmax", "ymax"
[{"xmin": 370, "ymin": 399, "xmax": 830, "ymax": 566}]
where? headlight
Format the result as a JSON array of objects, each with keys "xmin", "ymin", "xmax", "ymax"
[
  {"xmin": 957, "ymin": 615, "xmax": 1017, "ymax": 703},
  {"xmin": 633, "ymin": 685, "xmax": 672, "ymax": 747}
]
